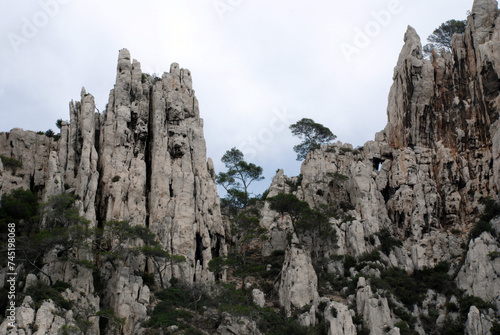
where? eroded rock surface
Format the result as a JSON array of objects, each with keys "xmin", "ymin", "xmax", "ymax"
[
  {"xmin": 2, "ymin": 1, "xmax": 500, "ymax": 334},
  {"xmin": 0, "ymin": 49, "xmax": 227, "ymax": 334}
]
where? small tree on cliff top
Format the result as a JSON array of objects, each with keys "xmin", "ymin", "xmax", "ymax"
[
  {"xmin": 423, "ymin": 19, "xmax": 467, "ymax": 57},
  {"xmin": 216, "ymin": 147, "xmax": 264, "ymax": 210},
  {"xmin": 290, "ymin": 118, "xmax": 336, "ymax": 160}
]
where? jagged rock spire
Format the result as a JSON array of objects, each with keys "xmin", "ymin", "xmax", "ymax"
[{"xmin": 0, "ymin": 48, "xmax": 227, "ymax": 334}]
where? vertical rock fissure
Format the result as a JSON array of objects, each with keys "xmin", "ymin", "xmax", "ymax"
[
  {"xmin": 194, "ymin": 232, "xmax": 204, "ymax": 282},
  {"xmin": 211, "ymin": 233, "xmax": 222, "ymax": 281},
  {"xmin": 144, "ymin": 86, "xmax": 154, "ymax": 228},
  {"xmin": 95, "ymin": 125, "xmax": 105, "ymax": 230}
]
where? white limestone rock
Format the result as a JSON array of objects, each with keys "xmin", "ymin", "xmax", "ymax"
[
  {"xmin": 15, "ymin": 296, "xmax": 35, "ymax": 330},
  {"xmin": 32, "ymin": 300, "xmax": 65, "ymax": 335},
  {"xmin": 252, "ymin": 288, "xmax": 265, "ymax": 308},
  {"xmin": 216, "ymin": 313, "xmax": 262, "ymax": 335},
  {"xmin": 356, "ymin": 277, "xmax": 393, "ymax": 335},
  {"xmin": 279, "ymin": 246, "xmax": 319, "ymax": 317},
  {"xmin": 324, "ymin": 300, "xmax": 357, "ymax": 335},
  {"xmin": 465, "ymin": 306, "xmax": 493, "ymax": 335},
  {"xmin": 457, "ymin": 232, "xmax": 500, "ymax": 303}
]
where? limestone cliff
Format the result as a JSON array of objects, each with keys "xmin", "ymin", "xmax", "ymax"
[
  {"xmin": 265, "ymin": 0, "xmax": 500, "ymax": 334},
  {"xmin": 1, "ymin": 0, "xmax": 500, "ymax": 334},
  {"xmin": 0, "ymin": 49, "xmax": 227, "ymax": 334}
]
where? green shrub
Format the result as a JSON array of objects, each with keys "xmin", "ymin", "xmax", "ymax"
[
  {"xmin": 352, "ymin": 314, "xmax": 370, "ymax": 335},
  {"xmin": 111, "ymin": 175, "xmax": 120, "ymax": 182},
  {"xmin": 339, "ymin": 147, "xmax": 354, "ymax": 155},
  {"xmin": 355, "ymin": 258, "xmax": 382, "ymax": 272},
  {"xmin": 145, "ymin": 284, "xmax": 202, "ymax": 331},
  {"xmin": 470, "ymin": 220, "xmax": 494, "ymax": 239},
  {"xmin": 0, "ymin": 188, "xmax": 38, "ymax": 233},
  {"xmin": 258, "ymin": 308, "xmax": 308, "ymax": 335},
  {"xmin": 420, "ymin": 308, "xmax": 439, "ymax": 333},
  {"xmin": 491, "ymin": 322, "xmax": 500, "ymax": 335},
  {"xmin": 76, "ymin": 259, "xmax": 96, "ymax": 270},
  {"xmin": 144, "ymin": 301, "xmax": 193, "ymax": 330},
  {"xmin": 412, "ymin": 261, "xmax": 456, "ymax": 296},
  {"xmin": 375, "ymin": 268, "xmax": 422, "ymax": 307},
  {"xmin": 469, "ymin": 197, "xmax": 500, "ymax": 240},
  {"xmin": 358, "ymin": 250, "xmax": 382, "ymax": 263},
  {"xmin": 458, "ymin": 295, "xmax": 496, "ymax": 317},
  {"xmin": 326, "ymin": 172, "xmax": 349, "ymax": 181},
  {"xmin": 489, "ymin": 251, "xmax": 500, "ymax": 260},
  {"xmin": 53, "ymin": 280, "xmax": 71, "ymax": 292},
  {"xmin": 260, "ymin": 189, "xmax": 270, "ymax": 201},
  {"xmin": 395, "ymin": 321, "xmax": 415, "ymax": 335},
  {"xmin": 26, "ymin": 281, "xmax": 72, "ymax": 310},
  {"xmin": 480, "ymin": 197, "xmax": 500, "ymax": 222},
  {"xmin": 216, "ymin": 283, "xmax": 254, "ymax": 315},
  {"xmin": 321, "ymin": 272, "xmax": 349, "ymax": 294},
  {"xmin": 0, "ymin": 155, "xmax": 22, "ymax": 173},
  {"xmin": 436, "ymin": 317, "xmax": 465, "ymax": 335},
  {"xmin": 377, "ymin": 228, "xmax": 403, "ymax": 255},
  {"xmin": 343, "ymin": 255, "xmax": 357, "ymax": 274},
  {"xmin": 61, "ymin": 325, "xmax": 82, "ymax": 335},
  {"xmin": 371, "ymin": 262, "xmax": 457, "ymax": 309},
  {"xmin": 391, "ymin": 305, "xmax": 416, "ymax": 325}
]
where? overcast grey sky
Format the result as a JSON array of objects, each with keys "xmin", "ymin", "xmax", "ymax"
[{"xmin": 1, "ymin": 0, "xmax": 475, "ymax": 195}]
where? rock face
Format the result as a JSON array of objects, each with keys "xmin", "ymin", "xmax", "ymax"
[
  {"xmin": 262, "ymin": 1, "xmax": 500, "ymax": 334},
  {"xmin": 324, "ymin": 300, "xmax": 357, "ymax": 335},
  {"xmin": 465, "ymin": 306, "xmax": 494, "ymax": 335},
  {"xmin": 2, "ymin": 1, "xmax": 500, "ymax": 334},
  {"xmin": 279, "ymin": 246, "xmax": 319, "ymax": 317},
  {"xmin": 96, "ymin": 50, "xmax": 226, "ymax": 285},
  {"xmin": 0, "ymin": 49, "xmax": 227, "ymax": 333},
  {"xmin": 0, "ymin": 296, "xmax": 77, "ymax": 335},
  {"xmin": 216, "ymin": 313, "xmax": 263, "ymax": 335},
  {"xmin": 265, "ymin": 0, "xmax": 500, "ymax": 263},
  {"xmin": 356, "ymin": 277, "xmax": 393, "ymax": 335},
  {"xmin": 457, "ymin": 230, "xmax": 500, "ymax": 303}
]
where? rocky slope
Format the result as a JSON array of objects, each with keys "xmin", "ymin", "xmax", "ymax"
[
  {"xmin": 0, "ymin": 49, "xmax": 227, "ymax": 334},
  {"xmin": 263, "ymin": 0, "xmax": 500, "ymax": 333},
  {"xmin": 1, "ymin": 0, "xmax": 500, "ymax": 334}
]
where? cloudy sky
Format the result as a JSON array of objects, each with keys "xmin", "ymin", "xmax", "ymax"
[{"xmin": 1, "ymin": 0, "xmax": 475, "ymax": 195}]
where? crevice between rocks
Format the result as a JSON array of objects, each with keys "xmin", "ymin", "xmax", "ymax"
[{"xmin": 144, "ymin": 86, "xmax": 154, "ymax": 228}]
